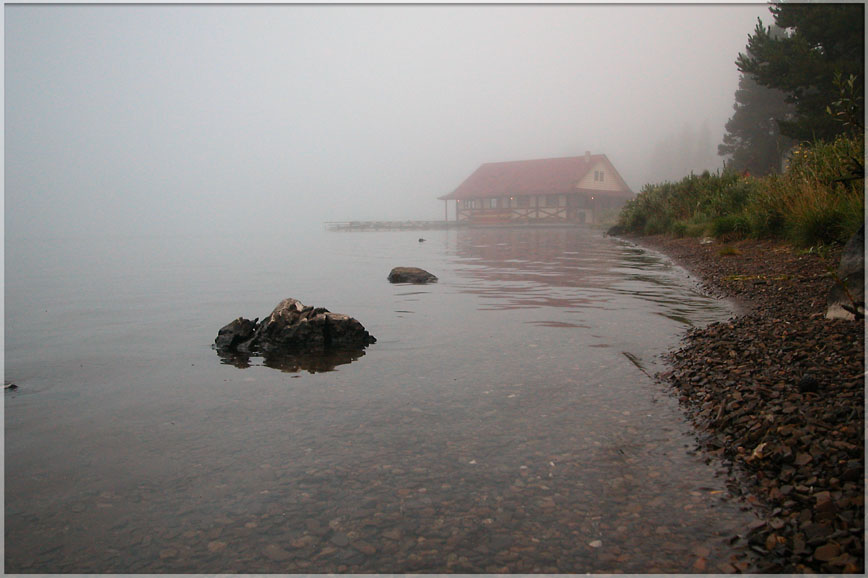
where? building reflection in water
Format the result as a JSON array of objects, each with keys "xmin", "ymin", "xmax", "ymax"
[{"xmin": 445, "ymin": 226, "xmax": 617, "ymax": 312}]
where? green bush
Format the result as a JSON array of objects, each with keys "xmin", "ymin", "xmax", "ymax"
[
  {"xmin": 612, "ymin": 133, "xmax": 864, "ymax": 247},
  {"xmin": 786, "ymin": 135, "xmax": 864, "ymax": 186},
  {"xmin": 612, "ymin": 171, "xmax": 756, "ymax": 237},
  {"xmin": 789, "ymin": 205, "xmax": 849, "ymax": 246},
  {"xmin": 684, "ymin": 222, "xmax": 709, "ymax": 238},
  {"xmin": 711, "ymin": 214, "xmax": 751, "ymax": 239},
  {"xmin": 642, "ymin": 214, "xmax": 671, "ymax": 236},
  {"xmin": 752, "ymin": 134, "xmax": 864, "ymax": 246},
  {"xmin": 746, "ymin": 208, "xmax": 786, "ymax": 238}
]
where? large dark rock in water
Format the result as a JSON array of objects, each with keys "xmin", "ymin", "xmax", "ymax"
[
  {"xmin": 826, "ymin": 224, "xmax": 865, "ymax": 320},
  {"xmin": 215, "ymin": 299, "xmax": 376, "ymax": 372},
  {"xmin": 214, "ymin": 316, "xmax": 259, "ymax": 353},
  {"xmin": 388, "ymin": 266, "xmax": 438, "ymax": 284},
  {"xmin": 255, "ymin": 298, "xmax": 376, "ymax": 351}
]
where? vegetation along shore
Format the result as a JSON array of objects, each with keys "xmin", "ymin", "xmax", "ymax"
[{"xmin": 606, "ymin": 4, "xmax": 864, "ymax": 571}]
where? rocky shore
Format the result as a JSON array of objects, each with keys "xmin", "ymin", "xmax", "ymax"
[{"xmin": 632, "ymin": 234, "xmax": 864, "ymax": 573}]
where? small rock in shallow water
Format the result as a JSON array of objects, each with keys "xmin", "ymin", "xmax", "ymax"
[
  {"xmin": 207, "ymin": 541, "xmax": 227, "ymax": 553},
  {"xmin": 352, "ymin": 540, "xmax": 377, "ymax": 555},
  {"xmin": 387, "ymin": 267, "xmax": 438, "ymax": 284},
  {"xmin": 263, "ymin": 544, "xmax": 293, "ymax": 561},
  {"xmin": 330, "ymin": 532, "xmax": 350, "ymax": 547}
]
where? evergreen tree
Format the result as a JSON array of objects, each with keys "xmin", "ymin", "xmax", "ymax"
[
  {"xmin": 736, "ymin": 2, "xmax": 864, "ymax": 142},
  {"xmin": 719, "ymin": 72, "xmax": 795, "ymax": 175}
]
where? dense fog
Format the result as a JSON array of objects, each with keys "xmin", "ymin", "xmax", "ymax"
[{"xmin": 6, "ymin": 4, "xmax": 771, "ymax": 239}]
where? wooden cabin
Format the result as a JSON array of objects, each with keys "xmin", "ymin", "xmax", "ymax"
[{"xmin": 439, "ymin": 152, "xmax": 633, "ymax": 225}]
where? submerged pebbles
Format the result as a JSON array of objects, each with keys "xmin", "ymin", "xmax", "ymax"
[{"xmin": 639, "ymin": 235, "xmax": 865, "ymax": 573}]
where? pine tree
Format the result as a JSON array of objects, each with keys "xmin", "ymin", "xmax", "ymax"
[
  {"xmin": 736, "ymin": 3, "xmax": 864, "ymax": 142},
  {"xmin": 719, "ymin": 71, "xmax": 795, "ymax": 175}
]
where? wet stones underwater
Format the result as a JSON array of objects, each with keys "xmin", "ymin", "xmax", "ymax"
[
  {"xmin": 7, "ymin": 228, "xmax": 798, "ymax": 573},
  {"xmin": 14, "ymin": 444, "xmax": 759, "ymax": 573},
  {"xmin": 7, "ymin": 359, "xmax": 764, "ymax": 573}
]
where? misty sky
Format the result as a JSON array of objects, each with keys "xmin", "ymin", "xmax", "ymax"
[{"xmin": 6, "ymin": 3, "xmax": 772, "ymax": 239}]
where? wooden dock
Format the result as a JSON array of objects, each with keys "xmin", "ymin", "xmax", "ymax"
[{"xmin": 324, "ymin": 220, "xmax": 466, "ymax": 232}]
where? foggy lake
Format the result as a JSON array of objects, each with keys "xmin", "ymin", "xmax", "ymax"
[
  {"xmin": 5, "ymin": 226, "xmax": 761, "ymax": 572},
  {"xmin": 5, "ymin": 3, "xmax": 793, "ymax": 571}
]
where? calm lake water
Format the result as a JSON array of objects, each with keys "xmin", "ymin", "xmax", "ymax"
[{"xmin": 5, "ymin": 226, "xmax": 759, "ymax": 572}]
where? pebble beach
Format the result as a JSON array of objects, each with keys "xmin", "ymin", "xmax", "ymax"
[{"xmin": 634, "ymin": 234, "xmax": 865, "ymax": 573}]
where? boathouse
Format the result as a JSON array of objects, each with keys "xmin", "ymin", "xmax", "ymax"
[{"xmin": 439, "ymin": 152, "xmax": 633, "ymax": 225}]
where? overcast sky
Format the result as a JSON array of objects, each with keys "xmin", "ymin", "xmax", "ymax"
[{"xmin": 5, "ymin": 3, "xmax": 772, "ymax": 239}]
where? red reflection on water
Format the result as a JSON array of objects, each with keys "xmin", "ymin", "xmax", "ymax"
[{"xmin": 447, "ymin": 227, "xmax": 615, "ymax": 310}]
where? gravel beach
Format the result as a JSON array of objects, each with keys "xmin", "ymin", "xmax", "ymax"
[{"xmin": 630, "ymin": 234, "xmax": 864, "ymax": 573}]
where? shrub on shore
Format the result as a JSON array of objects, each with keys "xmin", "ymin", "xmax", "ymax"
[{"xmin": 613, "ymin": 134, "xmax": 864, "ymax": 247}]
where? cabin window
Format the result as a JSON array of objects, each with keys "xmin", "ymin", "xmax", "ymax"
[
  {"xmin": 488, "ymin": 198, "xmax": 498, "ymax": 209},
  {"xmin": 594, "ymin": 170, "xmax": 605, "ymax": 182},
  {"xmin": 517, "ymin": 196, "xmax": 530, "ymax": 207},
  {"xmin": 545, "ymin": 195, "xmax": 559, "ymax": 207}
]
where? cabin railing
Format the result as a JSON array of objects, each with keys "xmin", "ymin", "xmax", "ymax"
[{"xmin": 457, "ymin": 206, "xmax": 582, "ymax": 222}]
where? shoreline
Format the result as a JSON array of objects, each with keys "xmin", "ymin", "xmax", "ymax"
[{"xmin": 627, "ymin": 234, "xmax": 864, "ymax": 573}]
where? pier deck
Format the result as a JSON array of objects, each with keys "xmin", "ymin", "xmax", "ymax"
[{"xmin": 324, "ymin": 220, "xmax": 465, "ymax": 232}]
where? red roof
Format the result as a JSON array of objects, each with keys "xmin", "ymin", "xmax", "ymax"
[{"xmin": 439, "ymin": 154, "xmax": 632, "ymax": 200}]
